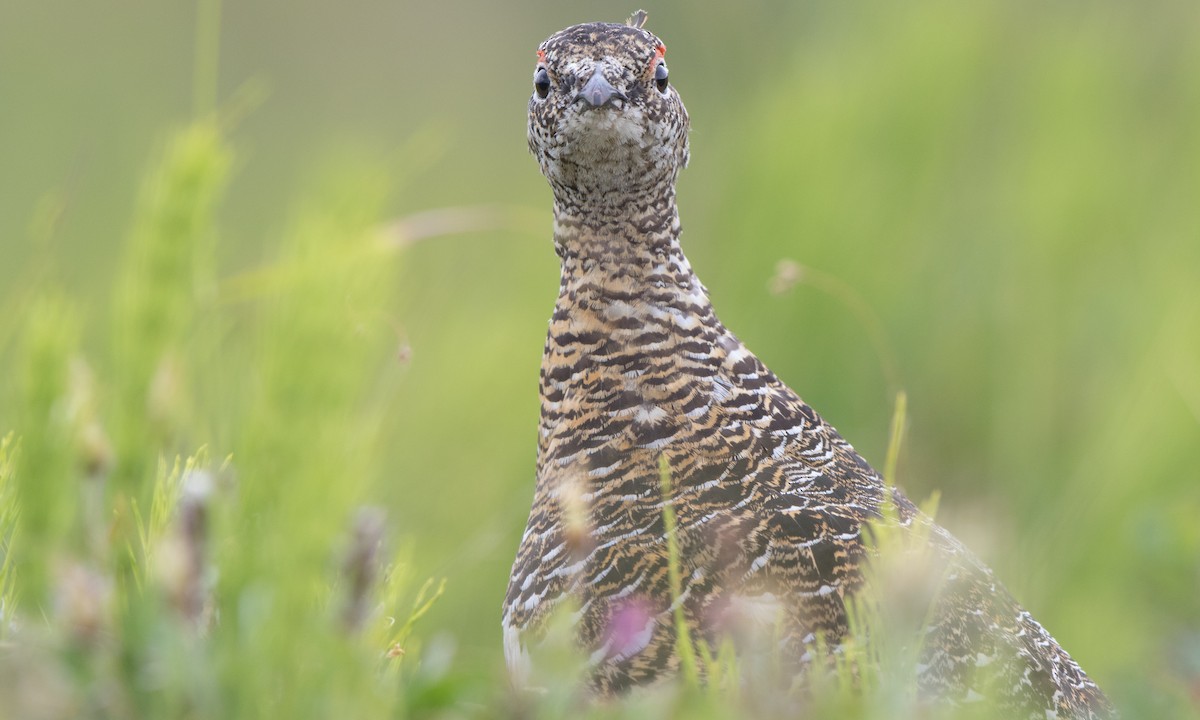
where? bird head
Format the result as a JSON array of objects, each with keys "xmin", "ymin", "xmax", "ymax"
[{"xmin": 529, "ymin": 14, "xmax": 690, "ymax": 204}]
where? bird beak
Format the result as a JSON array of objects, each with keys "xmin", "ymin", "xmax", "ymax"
[{"xmin": 575, "ymin": 68, "xmax": 627, "ymax": 108}]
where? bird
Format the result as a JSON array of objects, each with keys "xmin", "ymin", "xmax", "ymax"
[{"xmin": 502, "ymin": 11, "xmax": 1115, "ymax": 719}]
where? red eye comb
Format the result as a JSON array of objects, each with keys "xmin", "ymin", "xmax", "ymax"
[
  {"xmin": 648, "ymin": 43, "xmax": 666, "ymax": 73},
  {"xmin": 537, "ymin": 49, "xmax": 546, "ymax": 63}
]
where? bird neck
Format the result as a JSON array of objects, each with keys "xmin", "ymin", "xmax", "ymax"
[
  {"xmin": 543, "ymin": 182, "xmax": 723, "ymax": 415},
  {"xmin": 547, "ymin": 185, "xmax": 721, "ymax": 371},
  {"xmin": 551, "ymin": 184, "xmax": 697, "ymax": 295}
]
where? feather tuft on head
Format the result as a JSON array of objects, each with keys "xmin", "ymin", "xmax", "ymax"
[{"xmin": 626, "ymin": 9, "xmax": 648, "ymax": 29}]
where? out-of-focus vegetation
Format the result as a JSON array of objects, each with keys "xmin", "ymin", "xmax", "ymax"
[{"xmin": 0, "ymin": 0, "xmax": 1197, "ymax": 717}]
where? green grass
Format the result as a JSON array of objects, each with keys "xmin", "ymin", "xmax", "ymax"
[
  {"xmin": 0, "ymin": 119, "xmax": 451, "ymax": 719},
  {"xmin": 2, "ymin": 0, "xmax": 1199, "ymax": 717}
]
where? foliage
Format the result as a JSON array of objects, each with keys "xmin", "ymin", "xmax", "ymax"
[{"xmin": 0, "ymin": 119, "xmax": 446, "ymax": 719}]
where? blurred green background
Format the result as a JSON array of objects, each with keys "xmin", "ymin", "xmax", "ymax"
[{"xmin": 2, "ymin": 0, "xmax": 1198, "ymax": 715}]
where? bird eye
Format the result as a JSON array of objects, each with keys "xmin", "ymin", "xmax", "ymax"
[
  {"xmin": 654, "ymin": 62, "xmax": 669, "ymax": 93},
  {"xmin": 534, "ymin": 67, "xmax": 551, "ymax": 99}
]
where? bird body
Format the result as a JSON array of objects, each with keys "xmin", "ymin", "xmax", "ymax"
[{"xmin": 503, "ymin": 15, "xmax": 1114, "ymax": 719}]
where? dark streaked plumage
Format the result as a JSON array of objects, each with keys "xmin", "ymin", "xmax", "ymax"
[{"xmin": 502, "ymin": 15, "xmax": 1115, "ymax": 719}]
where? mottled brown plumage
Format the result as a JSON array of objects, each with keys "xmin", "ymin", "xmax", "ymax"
[{"xmin": 503, "ymin": 15, "xmax": 1114, "ymax": 719}]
